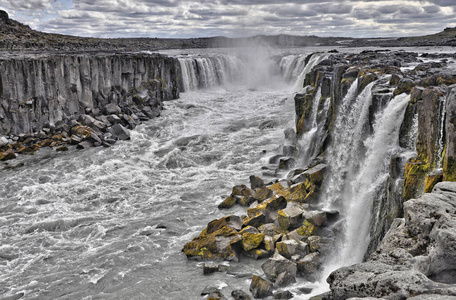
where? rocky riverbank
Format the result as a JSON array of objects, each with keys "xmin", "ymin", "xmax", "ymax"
[
  {"xmin": 0, "ymin": 53, "xmax": 180, "ymax": 167},
  {"xmin": 183, "ymin": 49, "xmax": 456, "ymax": 299}
]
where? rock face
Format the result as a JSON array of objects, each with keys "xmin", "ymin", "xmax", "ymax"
[
  {"xmin": 0, "ymin": 53, "xmax": 180, "ymax": 135},
  {"xmin": 326, "ymin": 181, "xmax": 456, "ymax": 299}
]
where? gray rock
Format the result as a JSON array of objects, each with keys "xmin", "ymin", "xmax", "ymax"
[
  {"xmin": 250, "ymin": 275, "xmax": 273, "ymax": 299},
  {"xmin": 276, "ymin": 239, "xmax": 307, "ymax": 260},
  {"xmin": 327, "ymin": 181, "xmax": 456, "ymax": 299},
  {"xmin": 297, "ymin": 252, "xmax": 320, "ymax": 281},
  {"xmin": 250, "ymin": 175, "xmax": 265, "ymax": 189},
  {"xmin": 274, "ymin": 271, "xmax": 296, "ymax": 288},
  {"xmin": 0, "ymin": 136, "xmax": 8, "ymax": 147},
  {"xmin": 110, "ymin": 124, "xmax": 130, "ymax": 141},
  {"xmin": 231, "ymin": 289, "xmax": 252, "ymax": 300},
  {"xmin": 262, "ymin": 252, "xmax": 297, "ymax": 281},
  {"xmin": 273, "ymin": 290, "xmax": 294, "ymax": 299},
  {"xmin": 201, "ymin": 286, "xmax": 220, "ymax": 295},
  {"xmin": 103, "ymin": 103, "xmax": 122, "ymax": 115}
]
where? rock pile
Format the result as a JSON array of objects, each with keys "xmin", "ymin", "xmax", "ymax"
[{"xmin": 183, "ymin": 164, "xmax": 339, "ymax": 298}]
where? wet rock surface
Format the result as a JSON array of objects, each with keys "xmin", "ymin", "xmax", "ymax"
[{"xmin": 325, "ymin": 182, "xmax": 456, "ymax": 299}]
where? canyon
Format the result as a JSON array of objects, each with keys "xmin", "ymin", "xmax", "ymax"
[{"xmin": 1, "ymin": 9, "xmax": 456, "ymax": 300}]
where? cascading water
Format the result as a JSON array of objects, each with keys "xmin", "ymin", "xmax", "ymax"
[
  {"xmin": 178, "ymin": 55, "xmax": 244, "ymax": 91},
  {"xmin": 302, "ymin": 79, "xmax": 412, "ymax": 298},
  {"xmin": 292, "ymin": 53, "xmax": 328, "ymax": 92},
  {"xmin": 339, "ymin": 92, "xmax": 410, "ymax": 264},
  {"xmin": 437, "ymin": 95, "xmax": 447, "ymax": 169},
  {"xmin": 279, "ymin": 54, "xmax": 310, "ymax": 82},
  {"xmin": 297, "ymin": 86, "xmax": 322, "ymax": 166}
]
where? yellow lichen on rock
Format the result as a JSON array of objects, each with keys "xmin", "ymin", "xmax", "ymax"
[{"xmin": 241, "ymin": 232, "xmax": 265, "ymax": 251}]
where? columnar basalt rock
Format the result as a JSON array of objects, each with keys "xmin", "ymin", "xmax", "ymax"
[
  {"xmin": 0, "ymin": 53, "xmax": 181, "ymax": 157},
  {"xmin": 0, "ymin": 53, "xmax": 180, "ymax": 135}
]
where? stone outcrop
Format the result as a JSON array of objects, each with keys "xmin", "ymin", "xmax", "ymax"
[
  {"xmin": 325, "ymin": 181, "xmax": 456, "ymax": 299},
  {"xmin": 0, "ymin": 53, "xmax": 180, "ymax": 158}
]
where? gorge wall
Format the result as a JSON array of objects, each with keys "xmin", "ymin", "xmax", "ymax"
[{"xmin": 0, "ymin": 53, "xmax": 181, "ymax": 157}]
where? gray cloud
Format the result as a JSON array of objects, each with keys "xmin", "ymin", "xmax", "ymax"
[{"xmin": 0, "ymin": 0, "xmax": 455, "ymax": 39}]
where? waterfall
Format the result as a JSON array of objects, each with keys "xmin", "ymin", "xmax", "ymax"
[
  {"xmin": 320, "ymin": 78, "xmax": 411, "ymax": 266},
  {"xmin": 178, "ymin": 55, "xmax": 244, "ymax": 91},
  {"xmin": 437, "ymin": 95, "xmax": 447, "ymax": 169},
  {"xmin": 340, "ymin": 92, "xmax": 410, "ymax": 264},
  {"xmin": 298, "ymin": 86, "xmax": 324, "ymax": 165},
  {"xmin": 279, "ymin": 54, "xmax": 309, "ymax": 82},
  {"xmin": 292, "ymin": 53, "xmax": 328, "ymax": 92}
]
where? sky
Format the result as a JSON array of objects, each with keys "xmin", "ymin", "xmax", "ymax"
[{"xmin": 0, "ymin": 0, "xmax": 455, "ymax": 39}]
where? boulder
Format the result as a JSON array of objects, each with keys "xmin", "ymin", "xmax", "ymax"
[
  {"xmin": 276, "ymin": 239, "xmax": 307, "ymax": 260},
  {"xmin": 274, "ymin": 271, "xmax": 296, "ymax": 288},
  {"xmin": 277, "ymin": 202, "xmax": 307, "ymax": 231},
  {"xmin": 262, "ymin": 252, "xmax": 297, "ymax": 281},
  {"xmin": 103, "ymin": 103, "xmax": 122, "ymax": 115},
  {"xmin": 252, "ymin": 187, "xmax": 273, "ymax": 202},
  {"xmin": 297, "ymin": 252, "xmax": 321, "ymax": 281},
  {"xmin": 231, "ymin": 290, "xmax": 252, "ymax": 300},
  {"xmin": 250, "ymin": 175, "xmax": 264, "ymax": 189},
  {"xmin": 240, "ymin": 226, "xmax": 260, "ymax": 234},
  {"xmin": 247, "ymin": 196, "xmax": 287, "ymax": 222},
  {"xmin": 110, "ymin": 124, "xmax": 131, "ymax": 140},
  {"xmin": 303, "ymin": 210, "xmax": 327, "ymax": 227},
  {"xmin": 326, "ymin": 182, "xmax": 456, "ymax": 299},
  {"xmin": 258, "ymin": 223, "xmax": 281, "ymax": 236},
  {"xmin": 0, "ymin": 136, "xmax": 8, "ymax": 147},
  {"xmin": 244, "ymin": 249, "xmax": 269, "ymax": 260},
  {"xmin": 0, "ymin": 149, "xmax": 16, "ymax": 161},
  {"xmin": 183, "ymin": 216, "xmax": 242, "ymax": 261},
  {"xmin": 243, "ymin": 213, "xmax": 267, "ymax": 228},
  {"xmin": 241, "ymin": 232, "xmax": 265, "ymax": 251},
  {"xmin": 203, "ymin": 263, "xmax": 219, "ymax": 275},
  {"xmin": 250, "ymin": 275, "xmax": 273, "ymax": 299},
  {"xmin": 307, "ymin": 236, "xmax": 322, "ymax": 253},
  {"xmin": 218, "ymin": 196, "xmax": 237, "ymax": 209},
  {"xmin": 273, "ymin": 290, "xmax": 294, "ymax": 299}
]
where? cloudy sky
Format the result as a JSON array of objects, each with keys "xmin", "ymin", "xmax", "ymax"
[{"xmin": 0, "ymin": 0, "xmax": 455, "ymax": 39}]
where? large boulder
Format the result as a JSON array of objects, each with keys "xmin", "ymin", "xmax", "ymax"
[
  {"xmin": 183, "ymin": 215, "xmax": 243, "ymax": 261},
  {"xmin": 250, "ymin": 275, "xmax": 273, "ymax": 299},
  {"xmin": 326, "ymin": 182, "xmax": 456, "ymax": 299},
  {"xmin": 262, "ymin": 252, "xmax": 297, "ymax": 281}
]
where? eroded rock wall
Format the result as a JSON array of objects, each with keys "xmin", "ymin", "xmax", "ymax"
[{"xmin": 0, "ymin": 53, "xmax": 180, "ymax": 135}]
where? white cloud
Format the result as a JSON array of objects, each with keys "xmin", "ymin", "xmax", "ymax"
[{"xmin": 0, "ymin": 0, "xmax": 455, "ymax": 38}]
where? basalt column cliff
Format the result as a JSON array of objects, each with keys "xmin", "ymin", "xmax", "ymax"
[{"xmin": 0, "ymin": 53, "xmax": 181, "ymax": 157}]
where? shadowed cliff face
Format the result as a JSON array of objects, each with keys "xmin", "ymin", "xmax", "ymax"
[
  {"xmin": 0, "ymin": 53, "xmax": 180, "ymax": 136},
  {"xmin": 295, "ymin": 51, "xmax": 456, "ymax": 260}
]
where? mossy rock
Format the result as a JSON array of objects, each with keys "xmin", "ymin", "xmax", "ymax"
[
  {"xmin": 253, "ymin": 187, "xmax": 273, "ymax": 202},
  {"xmin": 218, "ymin": 195, "xmax": 237, "ymax": 209},
  {"xmin": 359, "ymin": 73, "xmax": 378, "ymax": 92},
  {"xmin": 403, "ymin": 158, "xmax": 429, "ymax": 201},
  {"xmin": 296, "ymin": 220, "xmax": 316, "ymax": 237},
  {"xmin": 0, "ymin": 149, "xmax": 16, "ymax": 161},
  {"xmin": 424, "ymin": 170, "xmax": 443, "ymax": 193},
  {"xmin": 394, "ymin": 78, "xmax": 416, "ymax": 96},
  {"xmin": 241, "ymin": 232, "xmax": 265, "ymax": 251},
  {"xmin": 183, "ymin": 226, "xmax": 242, "ymax": 261}
]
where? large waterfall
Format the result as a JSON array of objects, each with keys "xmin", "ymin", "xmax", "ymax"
[{"xmin": 178, "ymin": 55, "xmax": 244, "ymax": 91}]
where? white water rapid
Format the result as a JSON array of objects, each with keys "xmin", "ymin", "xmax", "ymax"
[{"xmin": 0, "ymin": 48, "xmax": 324, "ymax": 300}]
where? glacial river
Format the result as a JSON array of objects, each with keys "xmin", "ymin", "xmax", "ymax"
[{"xmin": 0, "ymin": 48, "xmax": 306, "ymax": 299}]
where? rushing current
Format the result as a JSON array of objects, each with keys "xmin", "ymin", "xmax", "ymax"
[{"xmin": 0, "ymin": 48, "xmax": 327, "ymax": 300}]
